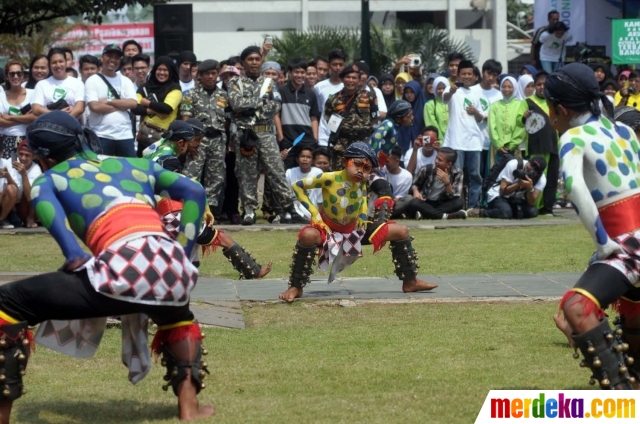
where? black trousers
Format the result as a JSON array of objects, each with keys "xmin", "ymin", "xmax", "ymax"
[
  {"xmin": 222, "ymin": 151, "xmax": 240, "ymax": 217},
  {"xmin": 482, "ymin": 196, "xmax": 538, "ymax": 219},
  {"xmin": 407, "ymin": 197, "xmax": 463, "ymax": 219},
  {"xmin": 0, "ymin": 270, "xmax": 193, "ymax": 327},
  {"xmin": 542, "ymin": 153, "xmax": 560, "ymax": 212}
]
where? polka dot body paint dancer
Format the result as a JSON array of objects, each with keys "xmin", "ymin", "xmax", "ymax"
[
  {"xmin": 0, "ymin": 112, "xmax": 215, "ymax": 421},
  {"xmin": 279, "ymin": 142, "xmax": 438, "ymax": 303},
  {"xmin": 548, "ymin": 63, "xmax": 640, "ymax": 390}
]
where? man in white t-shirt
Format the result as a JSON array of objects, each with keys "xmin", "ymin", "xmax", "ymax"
[
  {"xmin": 467, "ymin": 156, "xmax": 547, "ymax": 219},
  {"xmin": 384, "ymin": 146, "xmax": 413, "ymax": 217},
  {"xmin": 470, "ymin": 59, "xmax": 503, "ymax": 176},
  {"xmin": 12, "ymin": 140, "xmax": 42, "ymax": 227},
  {"xmin": 285, "ymin": 146, "xmax": 322, "ymax": 221},
  {"xmin": 178, "ymin": 50, "xmax": 197, "ymax": 94},
  {"xmin": 85, "ymin": 43, "xmax": 138, "ymax": 157},
  {"xmin": 404, "ymin": 126, "xmax": 440, "ymax": 175},
  {"xmin": 443, "ymin": 60, "xmax": 485, "ymax": 209},
  {"xmin": 314, "ymin": 50, "xmax": 346, "ymax": 147}
]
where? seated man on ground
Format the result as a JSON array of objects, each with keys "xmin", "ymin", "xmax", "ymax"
[
  {"xmin": 406, "ymin": 147, "xmax": 466, "ymax": 220},
  {"xmin": 12, "ymin": 141, "xmax": 42, "ymax": 228},
  {"xmin": 279, "ymin": 142, "xmax": 437, "ymax": 303},
  {"xmin": 467, "ymin": 156, "xmax": 547, "ymax": 219},
  {"xmin": 403, "ymin": 126, "xmax": 440, "ymax": 175}
]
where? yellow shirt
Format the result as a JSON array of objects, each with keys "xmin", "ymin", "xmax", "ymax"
[
  {"xmin": 614, "ymin": 91, "xmax": 640, "ymax": 110},
  {"xmin": 137, "ymin": 89, "xmax": 183, "ymax": 130}
]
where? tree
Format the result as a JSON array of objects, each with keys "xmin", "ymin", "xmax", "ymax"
[
  {"xmin": 0, "ymin": 19, "xmax": 91, "ymax": 61},
  {"xmin": 271, "ymin": 23, "xmax": 475, "ymax": 77},
  {"xmin": 0, "ymin": 0, "xmax": 166, "ymax": 36}
]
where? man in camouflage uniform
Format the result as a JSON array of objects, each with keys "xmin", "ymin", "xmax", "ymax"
[
  {"xmin": 325, "ymin": 63, "xmax": 379, "ymax": 170},
  {"xmin": 227, "ymin": 46, "xmax": 296, "ymax": 225},
  {"xmin": 180, "ymin": 59, "xmax": 229, "ymax": 216}
]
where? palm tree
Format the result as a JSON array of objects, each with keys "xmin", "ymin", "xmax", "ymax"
[
  {"xmin": 0, "ymin": 18, "xmax": 91, "ymax": 62},
  {"xmin": 271, "ymin": 23, "xmax": 475, "ymax": 76}
]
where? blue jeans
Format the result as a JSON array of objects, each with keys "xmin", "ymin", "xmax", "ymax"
[
  {"xmin": 455, "ymin": 150, "xmax": 482, "ymax": 209},
  {"xmin": 98, "ymin": 137, "xmax": 136, "ymax": 157},
  {"xmin": 540, "ymin": 60, "xmax": 560, "ymax": 74}
]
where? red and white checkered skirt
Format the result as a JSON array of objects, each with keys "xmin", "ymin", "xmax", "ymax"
[
  {"xmin": 83, "ymin": 235, "xmax": 198, "ymax": 306},
  {"xmin": 593, "ymin": 230, "xmax": 640, "ymax": 287},
  {"xmin": 317, "ymin": 229, "xmax": 366, "ymax": 271}
]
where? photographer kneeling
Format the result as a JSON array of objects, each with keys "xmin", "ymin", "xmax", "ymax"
[{"xmin": 467, "ymin": 156, "xmax": 547, "ymax": 219}]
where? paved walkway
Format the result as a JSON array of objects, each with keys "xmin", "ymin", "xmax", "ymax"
[{"xmin": 0, "ymin": 271, "xmax": 578, "ymax": 329}]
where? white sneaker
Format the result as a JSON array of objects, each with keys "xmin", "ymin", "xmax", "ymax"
[
  {"xmin": 415, "ymin": 211, "xmax": 422, "ymax": 220},
  {"xmin": 0, "ymin": 221, "xmax": 14, "ymax": 229}
]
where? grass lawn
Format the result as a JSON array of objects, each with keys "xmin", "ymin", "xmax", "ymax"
[
  {"xmin": 0, "ymin": 224, "xmax": 593, "ymax": 278},
  {"xmin": 0, "ymin": 225, "xmax": 596, "ymax": 423}
]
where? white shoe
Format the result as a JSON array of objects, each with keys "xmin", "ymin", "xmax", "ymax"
[
  {"xmin": 415, "ymin": 211, "xmax": 422, "ymax": 220},
  {"xmin": 0, "ymin": 221, "xmax": 14, "ymax": 229}
]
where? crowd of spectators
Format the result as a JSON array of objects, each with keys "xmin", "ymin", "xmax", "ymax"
[{"xmin": 0, "ymin": 15, "xmax": 636, "ymax": 228}]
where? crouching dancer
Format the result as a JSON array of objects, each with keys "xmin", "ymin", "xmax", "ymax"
[
  {"xmin": 156, "ymin": 155, "xmax": 272, "ymax": 279},
  {"xmin": 547, "ymin": 63, "xmax": 640, "ymax": 390},
  {"xmin": 0, "ymin": 112, "xmax": 214, "ymax": 422},
  {"xmin": 279, "ymin": 142, "xmax": 437, "ymax": 302}
]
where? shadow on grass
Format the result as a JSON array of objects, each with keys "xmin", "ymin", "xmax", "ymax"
[{"xmin": 16, "ymin": 400, "xmax": 177, "ymax": 423}]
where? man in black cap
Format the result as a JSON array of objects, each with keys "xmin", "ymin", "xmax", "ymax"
[
  {"xmin": 178, "ymin": 50, "xmax": 197, "ymax": 94},
  {"xmin": 85, "ymin": 43, "xmax": 138, "ymax": 157},
  {"xmin": 467, "ymin": 156, "xmax": 547, "ymax": 219},
  {"xmin": 324, "ymin": 63, "xmax": 379, "ymax": 170},
  {"xmin": 227, "ymin": 45, "xmax": 298, "ymax": 225},
  {"xmin": 179, "ymin": 59, "xmax": 229, "ymax": 218}
]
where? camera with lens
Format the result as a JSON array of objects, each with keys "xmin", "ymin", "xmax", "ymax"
[
  {"xmin": 573, "ymin": 42, "xmax": 593, "ymax": 64},
  {"xmin": 409, "ymin": 55, "xmax": 422, "ymax": 68},
  {"xmin": 513, "ymin": 168, "xmax": 537, "ymax": 181}
]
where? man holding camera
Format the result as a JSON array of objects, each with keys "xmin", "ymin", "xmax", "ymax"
[
  {"xmin": 180, "ymin": 59, "xmax": 229, "ymax": 217},
  {"xmin": 391, "ymin": 54, "xmax": 424, "ymax": 88},
  {"xmin": 404, "ymin": 126, "xmax": 440, "ymax": 175},
  {"xmin": 467, "ymin": 156, "xmax": 547, "ymax": 219}
]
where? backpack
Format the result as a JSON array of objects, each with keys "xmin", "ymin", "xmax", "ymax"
[{"xmin": 482, "ymin": 154, "xmax": 522, "ymax": 193}]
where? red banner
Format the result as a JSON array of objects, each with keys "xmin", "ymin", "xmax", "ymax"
[{"xmin": 62, "ymin": 23, "xmax": 155, "ymax": 57}]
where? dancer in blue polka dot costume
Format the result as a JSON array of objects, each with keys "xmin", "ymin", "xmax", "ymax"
[
  {"xmin": 547, "ymin": 63, "xmax": 640, "ymax": 390},
  {"xmin": 0, "ymin": 112, "xmax": 215, "ymax": 421}
]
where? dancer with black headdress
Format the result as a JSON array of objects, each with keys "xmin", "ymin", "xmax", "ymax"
[
  {"xmin": 548, "ymin": 63, "xmax": 640, "ymax": 390},
  {"xmin": 0, "ymin": 111, "xmax": 215, "ymax": 421},
  {"xmin": 278, "ymin": 142, "xmax": 437, "ymax": 302}
]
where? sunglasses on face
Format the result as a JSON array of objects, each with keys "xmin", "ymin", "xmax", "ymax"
[{"xmin": 8, "ymin": 72, "xmax": 23, "ymax": 78}]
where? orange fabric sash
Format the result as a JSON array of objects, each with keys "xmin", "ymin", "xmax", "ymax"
[
  {"xmin": 87, "ymin": 203, "xmax": 164, "ymax": 255},
  {"xmin": 598, "ymin": 193, "xmax": 640, "ymax": 239},
  {"xmin": 156, "ymin": 198, "xmax": 183, "ymax": 216}
]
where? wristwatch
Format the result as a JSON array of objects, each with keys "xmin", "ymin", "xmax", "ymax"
[{"xmin": 528, "ymin": 188, "xmax": 535, "ymax": 193}]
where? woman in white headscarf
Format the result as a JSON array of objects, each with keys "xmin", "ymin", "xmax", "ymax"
[
  {"xmin": 423, "ymin": 76, "xmax": 450, "ymax": 139},
  {"xmin": 488, "ymin": 76, "xmax": 526, "ymax": 168},
  {"xmin": 517, "ymin": 74, "xmax": 535, "ymax": 100}
]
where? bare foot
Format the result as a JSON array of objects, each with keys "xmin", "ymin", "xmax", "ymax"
[
  {"xmin": 257, "ymin": 261, "xmax": 273, "ymax": 279},
  {"xmin": 177, "ymin": 377, "xmax": 215, "ymax": 421},
  {"xmin": 553, "ymin": 313, "xmax": 575, "ymax": 347},
  {"xmin": 402, "ymin": 278, "xmax": 438, "ymax": 293},
  {"xmin": 279, "ymin": 286, "xmax": 303, "ymax": 303}
]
